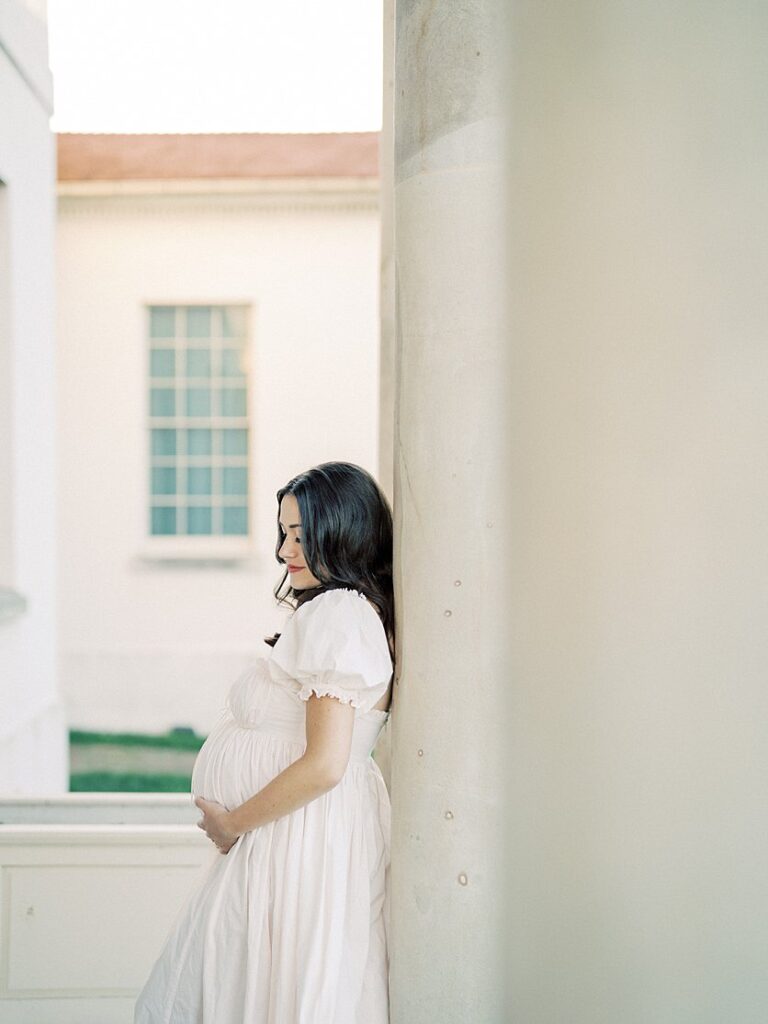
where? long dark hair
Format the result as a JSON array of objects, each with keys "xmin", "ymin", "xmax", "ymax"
[{"xmin": 264, "ymin": 461, "xmax": 395, "ymax": 665}]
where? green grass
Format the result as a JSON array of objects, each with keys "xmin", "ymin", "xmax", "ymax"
[
  {"xmin": 69, "ymin": 772, "xmax": 194, "ymax": 793},
  {"xmin": 69, "ymin": 728, "xmax": 206, "ymax": 751},
  {"xmin": 69, "ymin": 728, "xmax": 205, "ymax": 792}
]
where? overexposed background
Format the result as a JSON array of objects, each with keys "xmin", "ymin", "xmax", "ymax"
[
  {"xmin": 2, "ymin": 0, "xmax": 387, "ymax": 782},
  {"xmin": 47, "ymin": 0, "xmax": 383, "ymax": 133}
]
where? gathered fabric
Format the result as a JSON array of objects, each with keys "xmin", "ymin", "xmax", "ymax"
[{"xmin": 134, "ymin": 588, "xmax": 393, "ymax": 1024}]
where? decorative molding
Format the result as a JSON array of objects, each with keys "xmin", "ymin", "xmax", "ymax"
[
  {"xmin": 133, "ymin": 556, "xmax": 258, "ymax": 569},
  {"xmin": 133, "ymin": 542, "xmax": 258, "ymax": 569},
  {"xmin": 57, "ymin": 192, "xmax": 379, "ymax": 218},
  {"xmin": 0, "ymin": 587, "xmax": 27, "ymax": 625},
  {"xmin": 0, "ymin": 824, "xmax": 203, "ymax": 845},
  {"xmin": 0, "ymin": 794, "xmax": 198, "ymax": 826},
  {"xmin": 58, "ymin": 176, "xmax": 378, "ymax": 198},
  {"xmin": 57, "ymin": 178, "xmax": 380, "ymax": 218}
]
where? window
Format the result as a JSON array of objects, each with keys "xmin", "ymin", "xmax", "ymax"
[{"xmin": 148, "ymin": 305, "xmax": 250, "ymax": 538}]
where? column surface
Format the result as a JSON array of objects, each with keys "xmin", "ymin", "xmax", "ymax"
[{"xmin": 390, "ymin": 2, "xmax": 508, "ymax": 1021}]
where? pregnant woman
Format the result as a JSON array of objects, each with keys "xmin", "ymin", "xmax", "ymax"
[{"xmin": 134, "ymin": 461, "xmax": 395, "ymax": 1024}]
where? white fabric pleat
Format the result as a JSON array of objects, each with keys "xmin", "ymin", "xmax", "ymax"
[{"xmin": 134, "ymin": 589, "xmax": 392, "ymax": 1024}]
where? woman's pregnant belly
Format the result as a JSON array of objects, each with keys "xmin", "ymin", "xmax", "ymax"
[
  {"xmin": 191, "ymin": 713, "xmax": 307, "ymax": 809},
  {"xmin": 191, "ymin": 659, "xmax": 309, "ymax": 808}
]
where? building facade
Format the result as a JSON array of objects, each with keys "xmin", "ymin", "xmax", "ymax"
[
  {"xmin": 56, "ymin": 132, "xmax": 381, "ymax": 733},
  {"xmin": 0, "ymin": 0, "xmax": 67, "ymax": 793}
]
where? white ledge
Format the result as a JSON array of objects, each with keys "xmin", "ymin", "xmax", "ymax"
[
  {"xmin": 0, "ymin": 824, "xmax": 207, "ymax": 845},
  {"xmin": 133, "ymin": 539, "xmax": 258, "ymax": 567},
  {"xmin": 0, "ymin": 793, "xmax": 198, "ymax": 825},
  {"xmin": 58, "ymin": 176, "xmax": 379, "ymax": 198}
]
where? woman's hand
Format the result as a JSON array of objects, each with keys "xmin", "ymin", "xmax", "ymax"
[{"xmin": 194, "ymin": 797, "xmax": 240, "ymax": 855}]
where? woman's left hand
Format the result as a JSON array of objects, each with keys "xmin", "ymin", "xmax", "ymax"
[{"xmin": 194, "ymin": 797, "xmax": 239, "ymax": 854}]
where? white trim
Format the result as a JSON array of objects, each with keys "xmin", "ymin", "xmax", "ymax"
[
  {"xmin": 133, "ymin": 545, "xmax": 258, "ymax": 566},
  {"xmin": 57, "ymin": 190, "xmax": 379, "ymax": 217},
  {"xmin": 58, "ymin": 176, "xmax": 379, "ymax": 198},
  {"xmin": 0, "ymin": 825, "xmax": 203, "ymax": 846}
]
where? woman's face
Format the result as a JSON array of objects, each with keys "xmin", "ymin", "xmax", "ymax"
[{"xmin": 278, "ymin": 493, "xmax": 322, "ymax": 590}]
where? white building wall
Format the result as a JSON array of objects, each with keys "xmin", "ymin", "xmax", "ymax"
[
  {"xmin": 0, "ymin": 0, "xmax": 68, "ymax": 793},
  {"xmin": 56, "ymin": 181, "xmax": 381, "ymax": 734}
]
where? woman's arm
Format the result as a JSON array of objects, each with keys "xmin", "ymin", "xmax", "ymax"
[{"xmin": 195, "ymin": 694, "xmax": 355, "ymax": 853}]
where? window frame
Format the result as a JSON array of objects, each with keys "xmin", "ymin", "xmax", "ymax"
[{"xmin": 138, "ymin": 301, "xmax": 257, "ymax": 565}]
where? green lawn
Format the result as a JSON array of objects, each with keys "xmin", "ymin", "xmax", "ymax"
[
  {"xmin": 69, "ymin": 728, "xmax": 206, "ymax": 793},
  {"xmin": 69, "ymin": 728, "xmax": 206, "ymax": 751},
  {"xmin": 69, "ymin": 772, "xmax": 195, "ymax": 792}
]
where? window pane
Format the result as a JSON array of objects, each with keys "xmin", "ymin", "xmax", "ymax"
[
  {"xmin": 151, "ymin": 388, "xmax": 176, "ymax": 416},
  {"xmin": 186, "ymin": 349, "xmax": 211, "ymax": 378},
  {"xmin": 222, "ymin": 506, "xmax": 248, "ymax": 535},
  {"xmin": 186, "ymin": 306, "xmax": 211, "ymax": 339},
  {"xmin": 151, "ymin": 506, "xmax": 177, "ymax": 534},
  {"xmin": 187, "ymin": 467, "xmax": 212, "ymax": 495},
  {"xmin": 220, "ymin": 389, "xmax": 246, "ymax": 416},
  {"xmin": 147, "ymin": 306, "xmax": 251, "ymax": 543},
  {"xmin": 221, "ymin": 429, "xmax": 248, "ymax": 455},
  {"xmin": 152, "ymin": 467, "xmax": 177, "ymax": 495},
  {"xmin": 150, "ymin": 307, "xmax": 175, "ymax": 339},
  {"xmin": 186, "ymin": 388, "xmax": 211, "ymax": 416},
  {"xmin": 188, "ymin": 507, "xmax": 212, "ymax": 535},
  {"xmin": 150, "ymin": 349, "xmax": 175, "ymax": 377},
  {"xmin": 220, "ymin": 348, "xmax": 245, "ymax": 377},
  {"xmin": 221, "ymin": 307, "xmax": 246, "ymax": 338},
  {"xmin": 187, "ymin": 428, "xmax": 212, "ymax": 455},
  {"xmin": 151, "ymin": 429, "xmax": 177, "ymax": 456},
  {"xmin": 222, "ymin": 467, "xmax": 248, "ymax": 495}
]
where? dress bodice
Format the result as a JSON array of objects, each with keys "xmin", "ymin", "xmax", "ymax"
[
  {"xmin": 191, "ymin": 588, "xmax": 393, "ymax": 807},
  {"xmin": 225, "ymin": 657, "xmax": 389, "ymax": 764}
]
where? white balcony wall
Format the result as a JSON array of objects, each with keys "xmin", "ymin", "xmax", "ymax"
[
  {"xmin": 56, "ymin": 180, "xmax": 380, "ymax": 734},
  {"xmin": 0, "ymin": 0, "xmax": 68, "ymax": 793},
  {"xmin": 0, "ymin": 795, "xmax": 212, "ymax": 1023}
]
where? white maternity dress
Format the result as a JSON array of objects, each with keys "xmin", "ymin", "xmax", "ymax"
[{"xmin": 134, "ymin": 587, "xmax": 393, "ymax": 1024}]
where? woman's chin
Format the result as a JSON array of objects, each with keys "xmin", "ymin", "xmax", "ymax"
[{"xmin": 292, "ymin": 580, "xmax": 322, "ymax": 591}]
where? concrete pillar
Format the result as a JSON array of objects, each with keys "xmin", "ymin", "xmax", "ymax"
[
  {"xmin": 390, "ymin": 2, "xmax": 508, "ymax": 1021},
  {"xmin": 378, "ymin": 0, "xmax": 395, "ymax": 503},
  {"xmin": 506, "ymin": 4, "xmax": 768, "ymax": 1021}
]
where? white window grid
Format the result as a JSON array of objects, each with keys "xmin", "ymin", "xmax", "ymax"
[{"xmin": 147, "ymin": 304, "xmax": 251, "ymax": 537}]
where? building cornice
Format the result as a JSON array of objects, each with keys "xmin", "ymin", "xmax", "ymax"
[
  {"xmin": 57, "ymin": 176, "xmax": 379, "ymax": 198},
  {"xmin": 57, "ymin": 177, "xmax": 380, "ymax": 215}
]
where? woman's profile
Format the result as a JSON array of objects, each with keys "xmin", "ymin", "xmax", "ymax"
[{"xmin": 134, "ymin": 461, "xmax": 395, "ymax": 1024}]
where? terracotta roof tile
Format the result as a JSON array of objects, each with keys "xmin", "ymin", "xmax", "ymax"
[{"xmin": 57, "ymin": 132, "xmax": 379, "ymax": 181}]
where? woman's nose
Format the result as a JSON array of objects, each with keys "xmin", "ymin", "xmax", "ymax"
[{"xmin": 279, "ymin": 537, "xmax": 296, "ymax": 559}]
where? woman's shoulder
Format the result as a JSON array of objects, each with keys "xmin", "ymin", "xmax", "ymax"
[
  {"xmin": 292, "ymin": 586, "xmax": 379, "ymax": 623},
  {"xmin": 288, "ymin": 586, "xmax": 388, "ymax": 651},
  {"xmin": 270, "ymin": 586, "xmax": 393, "ymax": 708}
]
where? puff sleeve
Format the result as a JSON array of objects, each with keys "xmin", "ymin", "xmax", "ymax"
[{"xmin": 270, "ymin": 588, "xmax": 393, "ymax": 714}]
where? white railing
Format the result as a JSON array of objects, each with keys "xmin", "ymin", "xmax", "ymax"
[{"xmin": 0, "ymin": 794, "xmax": 214, "ymax": 1024}]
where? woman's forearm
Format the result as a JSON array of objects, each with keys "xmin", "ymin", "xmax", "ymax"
[{"xmin": 225, "ymin": 754, "xmax": 340, "ymax": 838}]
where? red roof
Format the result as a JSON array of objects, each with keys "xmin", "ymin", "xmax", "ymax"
[{"xmin": 57, "ymin": 132, "xmax": 379, "ymax": 181}]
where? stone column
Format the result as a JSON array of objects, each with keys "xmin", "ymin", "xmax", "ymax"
[
  {"xmin": 506, "ymin": 3, "xmax": 768, "ymax": 1021},
  {"xmin": 378, "ymin": 0, "xmax": 396, "ymax": 503},
  {"xmin": 390, "ymin": 2, "xmax": 508, "ymax": 1021}
]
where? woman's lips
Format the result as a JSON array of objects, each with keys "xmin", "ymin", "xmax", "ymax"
[{"xmin": 287, "ymin": 566, "xmax": 303, "ymax": 573}]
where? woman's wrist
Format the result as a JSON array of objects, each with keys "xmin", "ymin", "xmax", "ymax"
[{"xmin": 225, "ymin": 808, "xmax": 248, "ymax": 839}]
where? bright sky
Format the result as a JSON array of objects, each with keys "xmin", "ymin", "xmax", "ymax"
[{"xmin": 47, "ymin": 0, "xmax": 383, "ymax": 134}]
